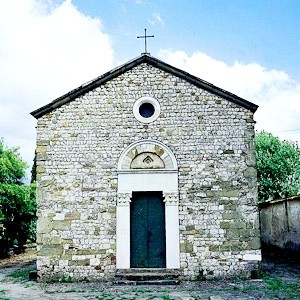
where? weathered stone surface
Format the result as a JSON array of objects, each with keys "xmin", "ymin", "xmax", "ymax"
[
  {"xmin": 38, "ymin": 244, "xmax": 63, "ymax": 256},
  {"xmin": 34, "ymin": 61, "xmax": 260, "ymax": 281},
  {"xmin": 37, "ymin": 217, "xmax": 52, "ymax": 234},
  {"xmin": 180, "ymin": 240, "xmax": 194, "ymax": 254}
]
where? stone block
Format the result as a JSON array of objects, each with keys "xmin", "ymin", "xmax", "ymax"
[
  {"xmin": 222, "ymin": 190, "xmax": 240, "ymax": 197},
  {"xmin": 248, "ymin": 237, "xmax": 261, "ymax": 250},
  {"xmin": 74, "ymin": 249, "xmax": 94, "ymax": 255},
  {"xmin": 209, "ymin": 245, "xmax": 219, "ymax": 252},
  {"xmin": 37, "ymin": 140, "xmax": 50, "ymax": 146},
  {"xmin": 65, "ymin": 211, "xmax": 80, "ymax": 221},
  {"xmin": 180, "ymin": 240, "xmax": 193, "ymax": 253},
  {"xmin": 90, "ymin": 258, "xmax": 100, "ymax": 266},
  {"xmin": 38, "ymin": 244, "xmax": 63, "ymax": 256},
  {"xmin": 222, "ymin": 213, "xmax": 238, "ymax": 220},
  {"xmin": 230, "ymin": 221, "xmax": 246, "ymax": 229},
  {"xmin": 70, "ymin": 259, "xmax": 90, "ymax": 266},
  {"xmin": 185, "ymin": 225, "xmax": 195, "ymax": 231},
  {"xmin": 226, "ymin": 229, "xmax": 240, "ymax": 239},
  {"xmin": 53, "ymin": 220, "xmax": 71, "ymax": 231},
  {"xmin": 49, "ymin": 236, "xmax": 62, "ymax": 244},
  {"xmin": 244, "ymin": 167, "xmax": 257, "ymax": 178},
  {"xmin": 36, "ymin": 146, "xmax": 47, "ymax": 153},
  {"xmin": 37, "ymin": 217, "xmax": 52, "ymax": 234},
  {"xmin": 36, "ymin": 166, "xmax": 45, "ymax": 173},
  {"xmin": 59, "ymin": 260, "xmax": 69, "ymax": 267},
  {"xmin": 36, "ymin": 153, "xmax": 49, "ymax": 161},
  {"xmin": 219, "ymin": 244, "xmax": 231, "ymax": 251},
  {"xmin": 220, "ymin": 221, "xmax": 230, "ymax": 229},
  {"xmin": 224, "ymin": 204, "xmax": 236, "ymax": 210},
  {"xmin": 53, "ymin": 213, "xmax": 65, "ymax": 221},
  {"xmin": 243, "ymin": 254, "xmax": 262, "ymax": 261}
]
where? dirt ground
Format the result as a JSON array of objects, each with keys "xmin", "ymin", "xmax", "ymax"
[{"xmin": 0, "ymin": 248, "xmax": 299, "ymax": 300}]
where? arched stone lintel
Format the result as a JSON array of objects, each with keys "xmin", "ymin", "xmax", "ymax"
[{"xmin": 117, "ymin": 139, "xmax": 178, "ymax": 171}]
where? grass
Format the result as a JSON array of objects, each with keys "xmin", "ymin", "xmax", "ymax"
[
  {"xmin": 0, "ymin": 288, "xmax": 10, "ymax": 300},
  {"xmin": 98, "ymin": 291, "xmax": 116, "ymax": 300},
  {"xmin": 263, "ymin": 275, "xmax": 300, "ymax": 299},
  {"xmin": 6, "ymin": 269, "xmax": 31, "ymax": 283},
  {"xmin": 4, "ymin": 268, "xmax": 36, "ymax": 288}
]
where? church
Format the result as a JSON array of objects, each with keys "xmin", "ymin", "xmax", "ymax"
[{"xmin": 31, "ymin": 52, "xmax": 261, "ymax": 282}]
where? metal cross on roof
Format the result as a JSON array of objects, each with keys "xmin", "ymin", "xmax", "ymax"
[{"xmin": 137, "ymin": 28, "xmax": 154, "ymax": 54}]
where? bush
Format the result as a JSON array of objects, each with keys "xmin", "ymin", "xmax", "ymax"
[
  {"xmin": 255, "ymin": 131, "xmax": 300, "ymax": 202},
  {"xmin": 0, "ymin": 139, "xmax": 36, "ymax": 257}
]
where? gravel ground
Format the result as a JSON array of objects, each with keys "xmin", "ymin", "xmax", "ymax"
[{"xmin": 0, "ymin": 249, "xmax": 299, "ymax": 300}]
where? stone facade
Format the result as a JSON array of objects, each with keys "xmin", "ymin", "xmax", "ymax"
[{"xmin": 32, "ymin": 54, "xmax": 261, "ymax": 281}]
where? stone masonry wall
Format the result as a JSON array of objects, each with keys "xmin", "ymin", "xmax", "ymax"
[{"xmin": 35, "ymin": 62, "xmax": 260, "ymax": 281}]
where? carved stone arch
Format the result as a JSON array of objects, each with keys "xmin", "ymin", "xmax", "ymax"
[
  {"xmin": 130, "ymin": 152, "xmax": 165, "ymax": 169},
  {"xmin": 117, "ymin": 139, "xmax": 178, "ymax": 171}
]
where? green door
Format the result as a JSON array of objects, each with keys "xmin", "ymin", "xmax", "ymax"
[{"xmin": 130, "ymin": 191, "xmax": 166, "ymax": 268}]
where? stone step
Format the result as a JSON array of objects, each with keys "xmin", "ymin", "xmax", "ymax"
[
  {"xmin": 114, "ymin": 268, "xmax": 182, "ymax": 285},
  {"xmin": 116, "ymin": 268, "xmax": 182, "ymax": 274},
  {"xmin": 113, "ymin": 279, "xmax": 180, "ymax": 285}
]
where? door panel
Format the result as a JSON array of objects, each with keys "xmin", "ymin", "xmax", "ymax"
[
  {"xmin": 130, "ymin": 194, "xmax": 148, "ymax": 267},
  {"xmin": 130, "ymin": 192, "xmax": 166, "ymax": 268}
]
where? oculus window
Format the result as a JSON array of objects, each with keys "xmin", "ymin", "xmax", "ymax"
[{"xmin": 133, "ymin": 97, "xmax": 160, "ymax": 123}]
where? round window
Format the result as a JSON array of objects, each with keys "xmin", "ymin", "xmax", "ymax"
[
  {"xmin": 133, "ymin": 97, "xmax": 160, "ymax": 123},
  {"xmin": 139, "ymin": 102, "xmax": 155, "ymax": 118}
]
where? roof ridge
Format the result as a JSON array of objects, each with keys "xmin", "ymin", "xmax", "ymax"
[{"xmin": 31, "ymin": 54, "xmax": 258, "ymax": 118}]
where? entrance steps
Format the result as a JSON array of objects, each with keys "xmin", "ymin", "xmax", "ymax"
[{"xmin": 114, "ymin": 268, "xmax": 182, "ymax": 285}]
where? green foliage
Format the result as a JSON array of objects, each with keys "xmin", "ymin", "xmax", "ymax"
[
  {"xmin": 0, "ymin": 288, "xmax": 11, "ymax": 300},
  {"xmin": 0, "ymin": 139, "xmax": 36, "ymax": 257},
  {"xmin": 263, "ymin": 275, "xmax": 300, "ymax": 299},
  {"xmin": 255, "ymin": 131, "xmax": 300, "ymax": 202},
  {"xmin": 0, "ymin": 140, "xmax": 27, "ymax": 184},
  {"xmin": 30, "ymin": 151, "xmax": 36, "ymax": 183},
  {"xmin": 7, "ymin": 269, "xmax": 31, "ymax": 283}
]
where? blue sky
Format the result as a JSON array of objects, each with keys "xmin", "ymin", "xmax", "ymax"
[
  {"xmin": 0, "ymin": 0, "xmax": 300, "ymax": 176},
  {"xmin": 73, "ymin": 0, "xmax": 300, "ymax": 80}
]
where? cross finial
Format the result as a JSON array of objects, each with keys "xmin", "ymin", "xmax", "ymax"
[{"xmin": 137, "ymin": 28, "xmax": 154, "ymax": 54}]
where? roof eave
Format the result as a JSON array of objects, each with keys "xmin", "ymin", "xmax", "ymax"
[
  {"xmin": 144, "ymin": 55, "xmax": 258, "ymax": 113},
  {"xmin": 31, "ymin": 54, "xmax": 258, "ymax": 119},
  {"xmin": 30, "ymin": 54, "xmax": 148, "ymax": 119}
]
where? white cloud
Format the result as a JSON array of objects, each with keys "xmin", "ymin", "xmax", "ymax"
[
  {"xmin": 0, "ymin": 0, "xmax": 114, "ymax": 179},
  {"xmin": 1, "ymin": 0, "xmax": 299, "ymax": 183},
  {"xmin": 148, "ymin": 13, "xmax": 165, "ymax": 26},
  {"xmin": 158, "ymin": 49, "xmax": 300, "ymax": 143}
]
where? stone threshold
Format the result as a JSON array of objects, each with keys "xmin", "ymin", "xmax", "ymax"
[{"xmin": 114, "ymin": 268, "xmax": 182, "ymax": 285}]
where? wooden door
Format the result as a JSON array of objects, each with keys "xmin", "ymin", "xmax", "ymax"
[{"xmin": 130, "ymin": 191, "xmax": 166, "ymax": 268}]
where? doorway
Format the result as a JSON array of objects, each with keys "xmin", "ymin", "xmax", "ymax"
[{"xmin": 130, "ymin": 191, "xmax": 166, "ymax": 268}]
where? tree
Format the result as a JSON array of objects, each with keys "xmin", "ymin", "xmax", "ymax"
[
  {"xmin": 255, "ymin": 131, "xmax": 300, "ymax": 202},
  {"xmin": 0, "ymin": 139, "xmax": 36, "ymax": 257},
  {"xmin": 31, "ymin": 151, "xmax": 37, "ymax": 183}
]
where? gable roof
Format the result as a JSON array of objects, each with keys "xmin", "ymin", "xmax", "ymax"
[{"xmin": 31, "ymin": 54, "xmax": 258, "ymax": 119}]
